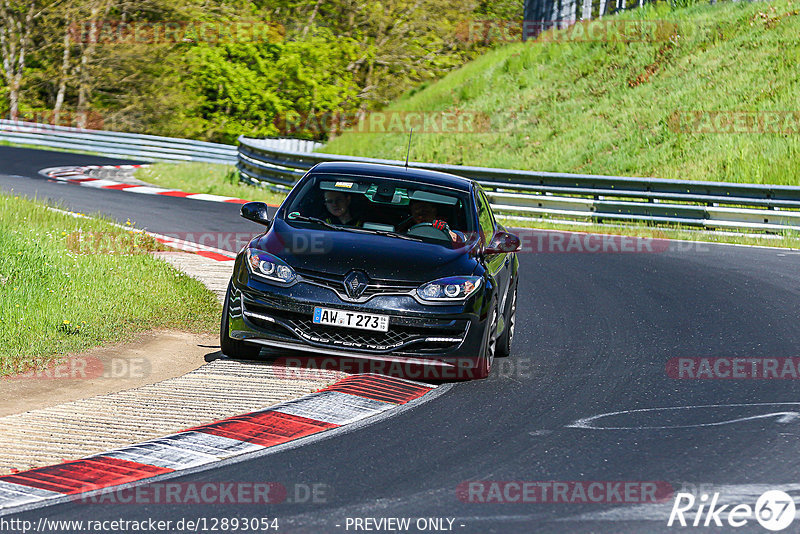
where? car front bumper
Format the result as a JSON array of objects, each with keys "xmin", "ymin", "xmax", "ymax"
[{"xmin": 226, "ymin": 263, "xmax": 490, "ymax": 367}]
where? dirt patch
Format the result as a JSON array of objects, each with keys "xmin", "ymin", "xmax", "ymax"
[
  {"xmin": 0, "ymin": 329, "xmax": 217, "ymax": 417},
  {"xmin": 628, "ymin": 41, "xmax": 676, "ymax": 88}
]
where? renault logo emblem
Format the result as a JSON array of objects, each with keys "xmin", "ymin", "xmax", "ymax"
[{"xmin": 344, "ymin": 270, "xmax": 368, "ymax": 299}]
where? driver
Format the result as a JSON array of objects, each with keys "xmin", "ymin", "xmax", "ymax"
[
  {"xmin": 407, "ymin": 200, "xmax": 461, "ymax": 242},
  {"xmin": 323, "ymin": 191, "xmax": 361, "ymax": 226}
]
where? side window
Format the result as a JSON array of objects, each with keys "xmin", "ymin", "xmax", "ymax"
[{"xmin": 476, "ymin": 189, "xmax": 495, "ymax": 243}]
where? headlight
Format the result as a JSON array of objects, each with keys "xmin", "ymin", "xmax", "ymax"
[
  {"xmin": 417, "ymin": 276, "xmax": 482, "ymax": 302},
  {"xmin": 246, "ymin": 249, "xmax": 296, "ymax": 284}
]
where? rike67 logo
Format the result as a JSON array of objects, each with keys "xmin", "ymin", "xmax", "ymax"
[{"xmin": 668, "ymin": 490, "xmax": 796, "ymax": 531}]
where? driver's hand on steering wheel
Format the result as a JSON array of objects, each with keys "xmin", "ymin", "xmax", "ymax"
[{"xmin": 432, "ymin": 219, "xmax": 459, "ymax": 242}]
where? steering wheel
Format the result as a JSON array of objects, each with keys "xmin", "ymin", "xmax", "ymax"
[{"xmin": 406, "ymin": 222, "xmax": 451, "ymax": 240}]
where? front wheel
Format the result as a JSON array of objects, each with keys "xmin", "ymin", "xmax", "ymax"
[
  {"xmin": 220, "ymin": 283, "xmax": 261, "ymax": 360},
  {"xmin": 496, "ymin": 280, "xmax": 517, "ymax": 358},
  {"xmin": 473, "ymin": 301, "xmax": 498, "ymax": 379}
]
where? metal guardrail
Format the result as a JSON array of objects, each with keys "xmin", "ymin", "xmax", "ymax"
[
  {"xmin": 0, "ymin": 120, "xmax": 237, "ymax": 164},
  {"xmin": 0, "ymin": 120, "xmax": 321, "ymax": 165},
  {"xmin": 238, "ymin": 135, "xmax": 800, "ymax": 233}
]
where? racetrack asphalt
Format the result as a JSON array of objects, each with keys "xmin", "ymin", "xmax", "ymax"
[
  {"xmin": 0, "ymin": 146, "xmax": 258, "ymax": 243},
  {"xmin": 3, "ymin": 145, "xmax": 800, "ymax": 533}
]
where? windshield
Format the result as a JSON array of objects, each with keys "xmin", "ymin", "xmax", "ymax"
[{"xmin": 282, "ymin": 173, "xmax": 476, "ymax": 246}]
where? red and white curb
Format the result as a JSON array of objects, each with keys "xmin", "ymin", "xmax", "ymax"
[
  {"xmin": 42, "ymin": 164, "xmax": 257, "ymax": 261},
  {"xmin": 148, "ymin": 230, "xmax": 237, "ymax": 262},
  {"xmin": 51, "ymin": 206, "xmax": 238, "ymax": 262},
  {"xmin": 0, "ymin": 374, "xmax": 435, "ymax": 513},
  {"xmin": 40, "ymin": 165, "xmax": 250, "ymax": 205}
]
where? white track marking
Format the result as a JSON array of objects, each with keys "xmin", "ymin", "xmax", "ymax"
[{"xmin": 568, "ymin": 402, "xmax": 800, "ymax": 430}]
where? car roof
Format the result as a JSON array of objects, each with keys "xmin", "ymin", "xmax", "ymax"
[{"xmin": 307, "ymin": 161, "xmax": 473, "ymax": 192}]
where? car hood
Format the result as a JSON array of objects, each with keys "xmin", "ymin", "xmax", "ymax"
[{"xmin": 251, "ymin": 219, "xmax": 478, "ymax": 282}]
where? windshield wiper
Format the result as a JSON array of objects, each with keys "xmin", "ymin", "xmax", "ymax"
[
  {"xmin": 287, "ymin": 212, "xmax": 422, "ymax": 242},
  {"xmin": 354, "ymin": 228, "xmax": 423, "ymax": 242},
  {"xmin": 286, "ymin": 212, "xmax": 345, "ymax": 231}
]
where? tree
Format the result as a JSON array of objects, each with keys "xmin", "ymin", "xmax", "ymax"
[
  {"xmin": 0, "ymin": 0, "xmax": 38, "ymax": 119},
  {"xmin": 4, "ymin": 0, "xmax": 523, "ymax": 139}
]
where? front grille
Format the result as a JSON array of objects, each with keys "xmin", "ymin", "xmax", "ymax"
[{"xmin": 296, "ymin": 268, "xmax": 418, "ymax": 298}]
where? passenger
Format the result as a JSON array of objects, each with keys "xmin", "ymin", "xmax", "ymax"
[
  {"xmin": 407, "ymin": 199, "xmax": 461, "ymax": 242},
  {"xmin": 323, "ymin": 191, "xmax": 361, "ymax": 226}
]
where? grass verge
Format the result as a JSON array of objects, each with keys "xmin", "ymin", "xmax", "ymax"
[
  {"xmin": 136, "ymin": 162, "xmax": 286, "ymax": 206},
  {"xmin": 0, "ymin": 192, "xmax": 220, "ymax": 376}
]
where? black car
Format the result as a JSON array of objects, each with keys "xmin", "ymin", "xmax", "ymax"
[{"xmin": 220, "ymin": 161, "xmax": 520, "ymax": 379}]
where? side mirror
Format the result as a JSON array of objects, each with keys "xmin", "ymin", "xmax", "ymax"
[
  {"xmin": 241, "ymin": 202, "xmax": 272, "ymax": 226},
  {"xmin": 484, "ymin": 231, "xmax": 521, "ymax": 255}
]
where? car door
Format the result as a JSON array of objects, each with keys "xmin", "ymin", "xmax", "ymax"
[{"xmin": 476, "ymin": 187, "xmax": 512, "ymax": 311}]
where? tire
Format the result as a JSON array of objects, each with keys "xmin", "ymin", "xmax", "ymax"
[
  {"xmin": 473, "ymin": 300, "xmax": 498, "ymax": 379},
  {"xmin": 220, "ymin": 283, "xmax": 261, "ymax": 360},
  {"xmin": 496, "ymin": 280, "xmax": 518, "ymax": 358}
]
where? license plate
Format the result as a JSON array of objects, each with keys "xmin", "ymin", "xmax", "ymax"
[{"xmin": 313, "ymin": 307, "xmax": 389, "ymax": 332}]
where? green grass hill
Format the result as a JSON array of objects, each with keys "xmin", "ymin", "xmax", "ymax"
[{"xmin": 322, "ymin": 0, "xmax": 800, "ymax": 185}]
